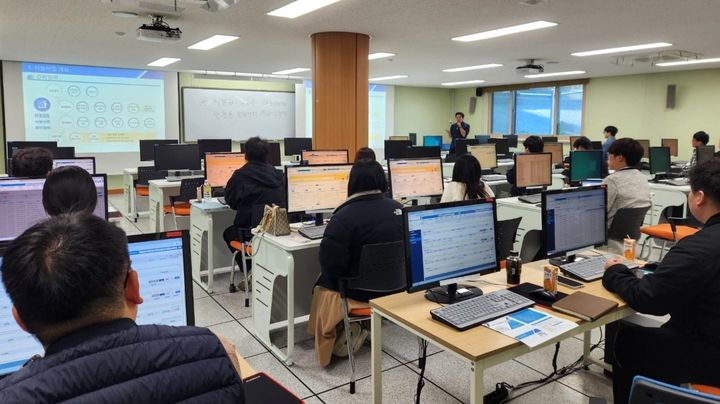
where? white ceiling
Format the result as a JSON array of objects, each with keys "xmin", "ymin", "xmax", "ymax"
[{"xmin": 1, "ymin": 0, "xmax": 720, "ymax": 87}]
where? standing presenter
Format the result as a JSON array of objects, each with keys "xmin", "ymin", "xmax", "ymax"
[{"xmin": 446, "ymin": 112, "xmax": 470, "ymax": 154}]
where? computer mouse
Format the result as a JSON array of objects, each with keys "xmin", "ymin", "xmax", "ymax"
[
  {"xmin": 642, "ymin": 261, "xmax": 661, "ymax": 270},
  {"xmin": 528, "ymin": 289, "xmax": 560, "ymax": 302}
]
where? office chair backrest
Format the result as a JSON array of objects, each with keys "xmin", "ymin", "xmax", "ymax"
[
  {"xmin": 137, "ymin": 166, "xmax": 166, "ymax": 185},
  {"xmin": 609, "ymin": 206, "xmax": 650, "ymax": 241},
  {"xmin": 177, "ymin": 178, "xmax": 206, "ymax": 203},
  {"xmin": 346, "ymin": 240, "xmax": 406, "ymax": 294},
  {"xmin": 659, "ymin": 204, "xmax": 684, "ymax": 224},
  {"xmin": 520, "ymin": 229, "xmax": 543, "ymax": 263},
  {"xmin": 496, "ymin": 217, "xmax": 522, "ymax": 259},
  {"xmin": 629, "ymin": 376, "xmax": 720, "ymax": 403}
]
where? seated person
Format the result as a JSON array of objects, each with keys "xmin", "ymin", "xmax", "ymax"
[
  {"xmin": 355, "ymin": 147, "xmax": 376, "ymax": 161},
  {"xmin": 602, "ymin": 125, "xmax": 618, "ymax": 159},
  {"xmin": 10, "ymin": 147, "xmax": 53, "ymax": 177},
  {"xmin": 506, "ymin": 135, "xmax": 544, "ymax": 196},
  {"xmin": 562, "ymin": 135, "xmax": 609, "ymax": 180},
  {"xmin": 441, "ymin": 154, "xmax": 494, "ymax": 202},
  {"xmin": 603, "ymin": 137, "xmax": 651, "ymax": 230},
  {"xmin": 42, "ymin": 166, "xmax": 97, "ymax": 216},
  {"xmin": 683, "ymin": 130, "xmax": 710, "ymax": 175},
  {"xmin": 308, "ymin": 160, "xmax": 403, "ymax": 367},
  {"xmin": 0, "ymin": 214, "xmax": 245, "ymax": 402},
  {"xmin": 603, "ymin": 159, "xmax": 720, "ymax": 404}
]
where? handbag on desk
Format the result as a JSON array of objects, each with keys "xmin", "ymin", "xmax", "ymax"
[{"xmin": 256, "ymin": 204, "xmax": 291, "ymax": 236}]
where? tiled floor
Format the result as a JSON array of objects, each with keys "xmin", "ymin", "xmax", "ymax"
[{"xmin": 109, "ymin": 194, "xmax": 616, "ymax": 403}]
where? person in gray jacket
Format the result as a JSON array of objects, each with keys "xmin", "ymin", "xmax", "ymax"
[{"xmin": 602, "ymin": 138, "xmax": 651, "ymax": 228}]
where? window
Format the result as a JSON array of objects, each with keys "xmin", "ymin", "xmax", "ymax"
[{"xmin": 490, "ymin": 83, "xmax": 584, "ymax": 135}]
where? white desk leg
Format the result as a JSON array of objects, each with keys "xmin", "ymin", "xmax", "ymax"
[
  {"xmin": 371, "ymin": 309, "xmax": 383, "ymax": 404},
  {"xmin": 470, "ymin": 360, "xmax": 485, "ymax": 404},
  {"xmin": 207, "ymin": 215, "xmax": 215, "ymax": 293},
  {"xmin": 285, "ymin": 253, "xmax": 295, "ymax": 366},
  {"xmin": 583, "ymin": 330, "xmax": 592, "ymax": 367}
]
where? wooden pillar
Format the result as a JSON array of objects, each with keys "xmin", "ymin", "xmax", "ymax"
[{"xmin": 311, "ymin": 32, "xmax": 369, "ymax": 161}]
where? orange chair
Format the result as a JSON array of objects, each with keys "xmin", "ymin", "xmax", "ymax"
[
  {"xmin": 690, "ymin": 384, "xmax": 720, "ymax": 397},
  {"xmin": 167, "ymin": 178, "xmax": 205, "ymax": 229},
  {"xmin": 639, "ymin": 205, "xmax": 701, "ymax": 259}
]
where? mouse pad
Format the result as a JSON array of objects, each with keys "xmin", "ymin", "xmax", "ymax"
[{"xmin": 508, "ymin": 283, "xmax": 568, "ymax": 308}]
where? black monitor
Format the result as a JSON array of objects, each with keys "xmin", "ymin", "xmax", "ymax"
[
  {"xmin": 636, "ymin": 139, "xmax": 650, "ymax": 159},
  {"xmin": 543, "ymin": 136, "xmax": 559, "ymax": 143},
  {"xmin": 455, "ymin": 138, "xmax": 480, "ymax": 155},
  {"xmin": 404, "ymin": 146, "xmax": 441, "ymax": 159},
  {"xmin": 591, "ymin": 141, "xmax": 602, "ymax": 150},
  {"xmin": 661, "ymin": 139, "xmax": 678, "ymax": 157},
  {"xmin": 541, "ymin": 185, "xmax": 607, "ymax": 264},
  {"xmin": 140, "ymin": 139, "xmax": 178, "ymax": 161},
  {"xmin": 7, "ymin": 141, "xmax": 58, "ymax": 158},
  {"xmin": 53, "ymin": 157, "xmax": 96, "ymax": 174},
  {"xmin": 385, "ymin": 140, "xmax": 412, "ymax": 160},
  {"xmin": 284, "ymin": 138, "xmax": 313, "ymax": 156},
  {"xmin": 266, "ymin": 142, "xmax": 281, "ymax": 166},
  {"xmin": 569, "ymin": 150, "xmax": 603, "ymax": 182},
  {"xmin": 503, "ymin": 134, "xmax": 519, "ymax": 148},
  {"xmin": 423, "ymin": 135, "xmax": 443, "ymax": 147},
  {"xmin": 197, "ymin": 139, "xmax": 232, "ymax": 160},
  {"xmin": 697, "ymin": 145, "xmax": 716, "ymax": 165},
  {"xmin": 409, "ymin": 133, "xmax": 417, "ymax": 146},
  {"xmin": 404, "ymin": 199, "xmax": 499, "ymax": 303},
  {"xmin": 154, "ymin": 144, "xmax": 201, "ymax": 171},
  {"xmin": 649, "ymin": 147, "xmax": 671, "ymax": 175},
  {"xmin": 515, "ymin": 153, "xmax": 552, "ymax": 188},
  {"xmin": 388, "ymin": 158, "xmax": 444, "ymax": 199},
  {"xmin": 488, "ymin": 138, "xmax": 510, "ymax": 157},
  {"xmin": 52, "ymin": 147, "xmax": 75, "ymax": 159},
  {"xmin": 474, "ymin": 135, "xmax": 490, "ymax": 144}
]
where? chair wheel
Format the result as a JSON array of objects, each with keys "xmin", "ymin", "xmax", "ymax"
[{"xmin": 229, "ymin": 284, "xmax": 237, "ymax": 293}]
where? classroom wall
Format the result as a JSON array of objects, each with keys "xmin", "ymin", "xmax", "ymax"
[
  {"xmin": 0, "ymin": 64, "xmax": 5, "ymax": 174},
  {"xmin": 452, "ymin": 87, "xmax": 490, "ymax": 137},
  {"xmin": 393, "ymin": 86, "xmax": 453, "ymax": 142}
]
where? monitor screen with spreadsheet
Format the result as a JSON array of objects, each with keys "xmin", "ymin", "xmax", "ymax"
[
  {"xmin": 661, "ymin": 139, "xmax": 678, "ymax": 157},
  {"xmin": 52, "ymin": 157, "xmax": 96, "ymax": 174},
  {"xmin": 205, "ymin": 152, "xmax": 245, "ymax": 188},
  {"xmin": 0, "ymin": 175, "xmax": 107, "ymax": 242},
  {"xmin": 468, "ymin": 144, "xmax": 498, "ymax": 169},
  {"xmin": 544, "ymin": 143, "xmax": 564, "ymax": 165},
  {"xmin": 404, "ymin": 199, "xmax": 498, "ymax": 292},
  {"xmin": 514, "ymin": 153, "xmax": 552, "ymax": 188},
  {"xmin": 541, "ymin": 186, "xmax": 607, "ymax": 258},
  {"xmin": 388, "ymin": 158, "xmax": 444, "ymax": 199},
  {"xmin": 301, "ymin": 150, "xmax": 349, "ymax": 165},
  {"xmin": 636, "ymin": 139, "xmax": 650, "ymax": 159},
  {"xmin": 285, "ymin": 164, "xmax": 352, "ymax": 213},
  {"xmin": 0, "ymin": 231, "xmax": 194, "ymax": 376}
]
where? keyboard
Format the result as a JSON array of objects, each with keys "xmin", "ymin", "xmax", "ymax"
[
  {"xmin": 299, "ymin": 224, "xmax": 328, "ymax": 240},
  {"xmin": 430, "ymin": 289, "xmax": 535, "ymax": 331},
  {"xmin": 518, "ymin": 194, "xmax": 542, "ymax": 204},
  {"xmin": 481, "ymin": 174, "xmax": 506, "ymax": 182},
  {"xmin": 560, "ymin": 256, "xmax": 638, "ymax": 282},
  {"xmin": 165, "ymin": 176, "xmax": 194, "ymax": 182}
]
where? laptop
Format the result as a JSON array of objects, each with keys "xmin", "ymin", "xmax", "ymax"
[{"xmin": 0, "ymin": 231, "xmax": 194, "ymax": 377}]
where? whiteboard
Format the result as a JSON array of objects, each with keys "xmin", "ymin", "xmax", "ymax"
[{"xmin": 182, "ymin": 87, "xmax": 295, "ymax": 141}]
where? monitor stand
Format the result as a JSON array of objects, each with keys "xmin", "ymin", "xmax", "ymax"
[
  {"xmin": 424, "ymin": 283, "xmax": 483, "ymax": 304},
  {"xmin": 652, "ymin": 173, "xmax": 671, "ymax": 182},
  {"xmin": 307, "ymin": 209, "xmax": 333, "ymax": 226}
]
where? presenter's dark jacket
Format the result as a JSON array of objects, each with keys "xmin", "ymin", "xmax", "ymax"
[
  {"xmin": 316, "ymin": 193, "xmax": 404, "ymax": 302},
  {"xmin": 225, "ymin": 161, "xmax": 285, "ymax": 228},
  {"xmin": 603, "ymin": 213, "xmax": 720, "ymax": 343},
  {"xmin": 0, "ymin": 319, "xmax": 245, "ymax": 403}
]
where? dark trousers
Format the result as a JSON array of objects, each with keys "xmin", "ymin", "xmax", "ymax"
[{"xmin": 610, "ymin": 322, "xmax": 720, "ymax": 404}]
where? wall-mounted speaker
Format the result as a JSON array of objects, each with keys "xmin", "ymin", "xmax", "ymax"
[
  {"xmin": 666, "ymin": 84, "xmax": 676, "ymax": 109},
  {"xmin": 469, "ymin": 97, "xmax": 477, "ymax": 114},
  {"xmin": 475, "ymin": 87, "xmax": 484, "ymax": 97}
]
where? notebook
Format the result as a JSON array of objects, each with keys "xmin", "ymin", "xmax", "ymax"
[
  {"xmin": 551, "ymin": 291, "xmax": 618, "ymax": 321},
  {"xmin": 243, "ymin": 372, "xmax": 304, "ymax": 403}
]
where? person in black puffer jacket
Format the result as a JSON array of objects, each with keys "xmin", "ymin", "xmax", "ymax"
[{"xmin": 0, "ymin": 214, "xmax": 245, "ymax": 403}]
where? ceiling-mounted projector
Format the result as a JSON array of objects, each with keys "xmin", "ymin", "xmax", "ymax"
[
  {"xmin": 204, "ymin": 0, "xmax": 240, "ymax": 12},
  {"xmin": 516, "ymin": 59, "xmax": 544, "ymax": 74},
  {"xmin": 137, "ymin": 15, "xmax": 181, "ymax": 42}
]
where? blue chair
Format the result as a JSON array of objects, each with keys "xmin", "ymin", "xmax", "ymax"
[{"xmin": 629, "ymin": 376, "xmax": 720, "ymax": 403}]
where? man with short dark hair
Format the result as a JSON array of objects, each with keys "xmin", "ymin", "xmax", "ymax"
[
  {"xmin": 506, "ymin": 135, "xmax": 544, "ymax": 196},
  {"xmin": 602, "ymin": 138, "xmax": 651, "ymax": 228},
  {"xmin": 446, "ymin": 112, "xmax": 470, "ymax": 154},
  {"xmin": 10, "ymin": 147, "xmax": 53, "ymax": 177},
  {"xmin": 603, "ymin": 159, "xmax": 720, "ymax": 404},
  {"xmin": 602, "ymin": 125, "xmax": 618, "ymax": 159},
  {"xmin": 0, "ymin": 214, "xmax": 245, "ymax": 402},
  {"xmin": 683, "ymin": 130, "xmax": 710, "ymax": 174}
]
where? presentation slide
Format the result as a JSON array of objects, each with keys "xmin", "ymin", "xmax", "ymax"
[{"xmin": 21, "ymin": 62, "xmax": 166, "ymax": 154}]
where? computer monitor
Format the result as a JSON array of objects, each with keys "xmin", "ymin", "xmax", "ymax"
[
  {"xmin": 569, "ymin": 150, "xmax": 603, "ymax": 182},
  {"xmin": 455, "ymin": 138, "xmax": 480, "ymax": 155},
  {"xmin": 441, "ymin": 143, "xmax": 451, "ymax": 152},
  {"xmin": 591, "ymin": 141, "xmax": 603, "ymax": 151},
  {"xmin": 697, "ymin": 145, "xmax": 716, "ymax": 165},
  {"xmin": 53, "ymin": 157, "xmax": 96, "ymax": 174},
  {"xmin": 384, "ymin": 140, "xmax": 412, "ymax": 160},
  {"xmin": 488, "ymin": 138, "xmax": 510, "ymax": 157},
  {"xmin": 474, "ymin": 135, "xmax": 490, "ymax": 144},
  {"xmin": 543, "ymin": 136, "xmax": 559, "ymax": 143},
  {"xmin": 423, "ymin": 135, "xmax": 443, "ymax": 147},
  {"xmin": 649, "ymin": 147, "xmax": 672, "ymax": 175},
  {"xmin": 204, "ymin": 152, "xmax": 246, "ymax": 188},
  {"xmin": 0, "ymin": 230, "xmax": 195, "ymax": 377},
  {"xmin": 468, "ymin": 144, "xmax": 498, "ymax": 170},
  {"xmin": 52, "ymin": 147, "xmax": 75, "ymax": 159},
  {"xmin": 301, "ymin": 150, "xmax": 350, "ymax": 165},
  {"xmin": 0, "ymin": 175, "xmax": 108, "ymax": 243},
  {"xmin": 388, "ymin": 158, "xmax": 444, "ymax": 199},
  {"xmin": 139, "ymin": 139, "xmax": 178, "ymax": 161},
  {"xmin": 7, "ymin": 141, "xmax": 58, "ymax": 158},
  {"xmin": 503, "ymin": 134, "xmax": 519, "ymax": 148},
  {"xmin": 285, "ymin": 164, "xmax": 352, "ymax": 213},
  {"xmin": 404, "ymin": 199, "xmax": 499, "ymax": 303},
  {"xmin": 154, "ymin": 144, "xmax": 201, "ymax": 171},
  {"xmin": 541, "ymin": 185, "xmax": 607, "ymax": 262},
  {"xmin": 390, "ymin": 135, "xmax": 410, "ymax": 141},
  {"xmin": 404, "ymin": 146, "xmax": 441, "ymax": 159},
  {"xmin": 544, "ymin": 143, "xmax": 564, "ymax": 165},
  {"xmin": 636, "ymin": 139, "xmax": 650, "ymax": 159},
  {"xmin": 661, "ymin": 139, "xmax": 678, "ymax": 157},
  {"xmin": 409, "ymin": 133, "xmax": 417, "ymax": 146},
  {"xmin": 197, "ymin": 139, "xmax": 232, "ymax": 161},
  {"xmin": 284, "ymin": 138, "xmax": 313, "ymax": 156},
  {"xmin": 514, "ymin": 153, "xmax": 552, "ymax": 188}
]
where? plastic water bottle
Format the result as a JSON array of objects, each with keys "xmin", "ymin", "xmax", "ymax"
[{"xmin": 202, "ymin": 180, "xmax": 212, "ymax": 201}]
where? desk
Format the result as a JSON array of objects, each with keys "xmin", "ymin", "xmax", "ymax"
[
  {"xmin": 370, "ymin": 259, "xmax": 633, "ymax": 403},
  {"xmin": 148, "ymin": 178, "xmax": 202, "ymax": 232},
  {"xmin": 122, "ymin": 168, "xmax": 138, "ymax": 220},
  {"xmin": 190, "ymin": 200, "xmax": 236, "ymax": 293},
  {"xmin": 252, "ymin": 231, "xmax": 322, "ymax": 365}
]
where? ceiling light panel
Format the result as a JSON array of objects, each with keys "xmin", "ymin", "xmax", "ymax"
[
  {"xmin": 441, "ymin": 80, "xmax": 486, "ymax": 86},
  {"xmin": 442, "ymin": 64, "xmax": 503, "ymax": 72},
  {"xmin": 524, "ymin": 70, "xmax": 586, "ymax": 78},
  {"xmin": 188, "ymin": 34, "xmax": 239, "ymax": 50},
  {"xmin": 272, "ymin": 67, "xmax": 310, "ymax": 75},
  {"xmin": 369, "ymin": 75, "xmax": 408, "ymax": 81},
  {"xmin": 571, "ymin": 42, "xmax": 672, "ymax": 57},
  {"xmin": 656, "ymin": 57, "xmax": 720, "ymax": 67},
  {"xmin": 368, "ymin": 52, "xmax": 396, "ymax": 60},
  {"xmin": 267, "ymin": 0, "xmax": 343, "ymax": 19},
  {"xmin": 452, "ymin": 20, "xmax": 557, "ymax": 42},
  {"xmin": 147, "ymin": 57, "xmax": 181, "ymax": 67}
]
